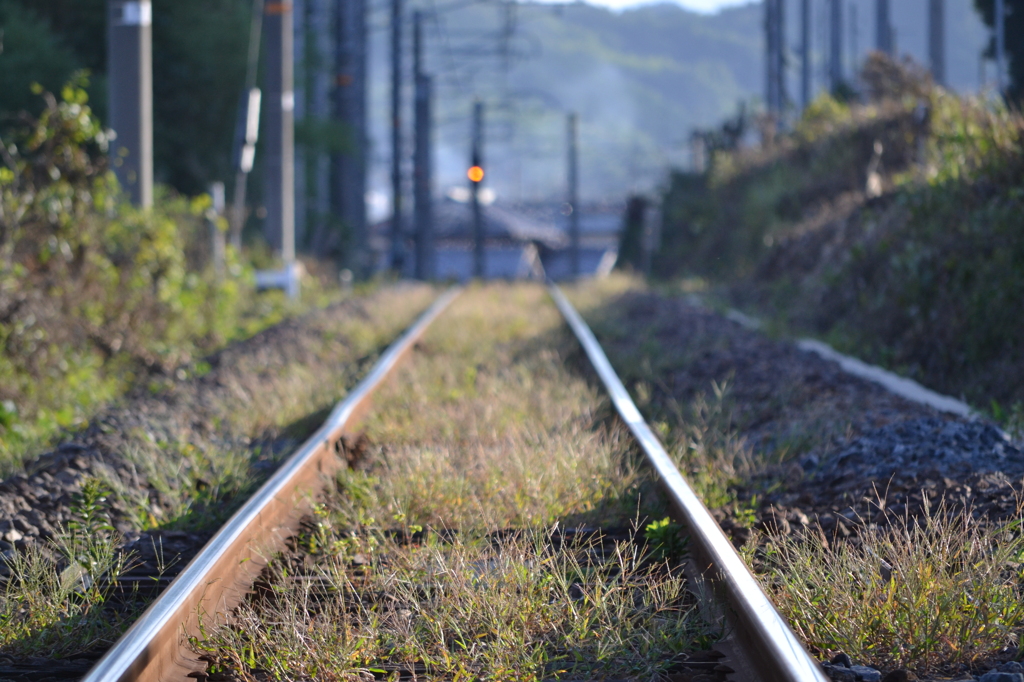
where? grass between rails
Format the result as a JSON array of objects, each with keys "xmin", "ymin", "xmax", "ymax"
[
  {"xmin": 0, "ymin": 285, "xmax": 439, "ymax": 658},
  {"xmin": 192, "ymin": 282, "xmax": 722, "ymax": 681},
  {"xmin": 567, "ymin": 276, "xmax": 1024, "ymax": 676},
  {"xmin": 98, "ymin": 284, "xmax": 441, "ymax": 534},
  {"xmin": 565, "ymin": 275, "xmax": 760, "ymax": 514}
]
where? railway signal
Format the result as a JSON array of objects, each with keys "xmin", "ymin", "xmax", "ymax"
[
  {"xmin": 107, "ymin": 0, "xmax": 153, "ymax": 208},
  {"xmin": 471, "ymin": 100, "xmax": 484, "ymax": 279}
]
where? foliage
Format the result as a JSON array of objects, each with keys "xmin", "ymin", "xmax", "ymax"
[
  {"xmin": 788, "ymin": 91, "xmax": 1024, "ymax": 405},
  {"xmin": 0, "ymin": 79, "xmax": 296, "ymax": 471},
  {"xmin": 656, "ymin": 80, "xmax": 921, "ymax": 282},
  {"xmin": 974, "ymin": 0, "xmax": 1024, "ymax": 100},
  {"xmin": 0, "ymin": 0, "xmax": 248, "ymax": 195},
  {"xmin": 761, "ymin": 504, "xmax": 1024, "ymax": 673},
  {"xmin": 656, "ymin": 53, "xmax": 1024, "ymax": 405},
  {"xmin": 0, "ymin": 1, "xmax": 81, "ymax": 118}
]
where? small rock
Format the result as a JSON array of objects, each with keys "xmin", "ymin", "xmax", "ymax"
[
  {"xmin": 830, "ymin": 653, "xmax": 853, "ymax": 668},
  {"xmin": 880, "ymin": 669, "xmax": 915, "ymax": 682},
  {"xmin": 978, "ymin": 672, "xmax": 1024, "ymax": 682},
  {"xmin": 823, "ymin": 663, "xmax": 858, "ymax": 682},
  {"xmin": 1000, "ymin": 663, "xmax": 1024, "ymax": 674},
  {"xmin": 3, "ymin": 529, "xmax": 23, "ymax": 543},
  {"xmin": 850, "ymin": 665, "xmax": 881, "ymax": 682}
]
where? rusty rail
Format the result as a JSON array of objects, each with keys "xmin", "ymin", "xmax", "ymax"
[{"xmin": 82, "ymin": 287, "xmax": 461, "ymax": 682}]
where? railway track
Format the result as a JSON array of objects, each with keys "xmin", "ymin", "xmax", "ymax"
[{"xmin": 72, "ymin": 283, "xmax": 827, "ymax": 682}]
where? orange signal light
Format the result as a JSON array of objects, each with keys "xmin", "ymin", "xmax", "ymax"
[{"xmin": 467, "ymin": 165, "xmax": 485, "ymax": 183}]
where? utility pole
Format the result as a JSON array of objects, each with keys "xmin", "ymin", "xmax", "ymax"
[
  {"xmin": 849, "ymin": 2, "xmax": 858, "ymax": 77},
  {"xmin": 801, "ymin": 0, "xmax": 811, "ymax": 109},
  {"xmin": 568, "ymin": 112, "xmax": 580, "ymax": 279},
  {"xmin": 413, "ymin": 10, "xmax": 433, "ymax": 280},
  {"xmin": 766, "ymin": 0, "xmax": 777, "ymax": 115},
  {"xmin": 263, "ymin": 0, "xmax": 295, "ymax": 263},
  {"xmin": 470, "ymin": 100, "xmax": 485, "ymax": 279},
  {"xmin": 390, "ymin": 0, "xmax": 405, "ymax": 272},
  {"xmin": 929, "ymin": 0, "xmax": 945, "ymax": 86},
  {"xmin": 875, "ymin": 0, "xmax": 893, "ymax": 56},
  {"xmin": 296, "ymin": 0, "xmax": 331, "ymax": 253},
  {"xmin": 230, "ymin": 0, "xmax": 264, "ymax": 250},
  {"xmin": 996, "ymin": 0, "xmax": 1006, "ymax": 94},
  {"xmin": 332, "ymin": 0, "xmax": 368, "ymax": 276},
  {"xmin": 764, "ymin": 0, "xmax": 786, "ymax": 116},
  {"xmin": 107, "ymin": 0, "xmax": 153, "ymax": 208},
  {"xmin": 830, "ymin": 0, "xmax": 843, "ymax": 92}
]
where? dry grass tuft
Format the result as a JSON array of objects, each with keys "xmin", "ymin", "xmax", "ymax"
[
  {"xmin": 198, "ymin": 529, "xmax": 714, "ymax": 681},
  {"xmin": 759, "ymin": 501, "xmax": 1024, "ymax": 674}
]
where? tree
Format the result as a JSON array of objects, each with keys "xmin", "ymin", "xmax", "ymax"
[
  {"xmin": 974, "ymin": 0, "xmax": 1024, "ymax": 99},
  {"xmin": 0, "ymin": 0, "xmax": 250, "ymax": 195}
]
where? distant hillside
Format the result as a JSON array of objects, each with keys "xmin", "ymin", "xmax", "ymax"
[{"xmin": 365, "ymin": 0, "xmax": 989, "ymax": 206}]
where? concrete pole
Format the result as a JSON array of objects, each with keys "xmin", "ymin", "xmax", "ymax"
[
  {"xmin": 996, "ymin": 0, "xmax": 1006, "ymax": 94},
  {"xmin": 830, "ymin": 0, "xmax": 843, "ymax": 92},
  {"xmin": 263, "ymin": 0, "xmax": 295, "ymax": 263},
  {"xmin": 929, "ymin": 0, "xmax": 945, "ymax": 86},
  {"xmin": 293, "ymin": 0, "xmax": 307, "ymax": 252},
  {"xmin": 107, "ymin": 0, "xmax": 153, "ymax": 208},
  {"xmin": 471, "ymin": 100, "xmax": 484, "ymax": 279},
  {"xmin": 875, "ymin": 0, "xmax": 892, "ymax": 55},
  {"xmin": 777, "ymin": 0, "xmax": 786, "ymax": 111},
  {"xmin": 568, "ymin": 112, "xmax": 580, "ymax": 279},
  {"xmin": 390, "ymin": 0, "xmax": 405, "ymax": 272},
  {"xmin": 849, "ymin": 2, "xmax": 858, "ymax": 76},
  {"xmin": 801, "ymin": 0, "xmax": 811, "ymax": 109},
  {"xmin": 764, "ymin": 0, "xmax": 786, "ymax": 116},
  {"xmin": 765, "ymin": 0, "xmax": 776, "ymax": 115},
  {"xmin": 333, "ymin": 0, "xmax": 368, "ymax": 276},
  {"xmin": 413, "ymin": 11, "xmax": 433, "ymax": 281}
]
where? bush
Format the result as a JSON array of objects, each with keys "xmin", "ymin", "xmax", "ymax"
[{"xmin": 0, "ymin": 77, "xmax": 280, "ymax": 469}]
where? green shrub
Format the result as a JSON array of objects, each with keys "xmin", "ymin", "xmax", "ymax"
[{"xmin": 0, "ymin": 77, "xmax": 293, "ymax": 471}]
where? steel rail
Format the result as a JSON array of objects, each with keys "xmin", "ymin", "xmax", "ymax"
[
  {"xmin": 547, "ymin": 283, "xmax": 828, "ymax": 682},
  {"xmin": 83, "ymin": 287, "xmax": 461, "ymax": 682}
]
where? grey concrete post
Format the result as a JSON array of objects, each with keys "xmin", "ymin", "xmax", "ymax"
[
  {"xmin": 801, "ymin": 0, "xmax": 811, "ymax": 109},
  {"xmin": 876, "ymin": 0, "xmax": 893, "ymax": 55},
  {"xmin": 929, "ymin": 0, "xmax": 945, "ymax": 86},
  {"xmin": 996, "ymin": 0, "xmax": 1006, "ymax": 93},
  {"xmin": 107, "ymin": 0, "xmax": 153, "ymax": 208},
  {"xmin": 568, "ymin": 112, "xmax": 579, "ymax": 279},
  {"xmin": 333, "ymin": 0, "xmax": 368, "ymax": 277},
  {"xmin": 413, "ymin": 11, "xmax": 433, "ymax": 281},
  {"xmin": 830, "ymin": 0, "xmax": 843, "ymax": 92},
  {"xmin": 263, "ymin": 1, "xmax": 295, "ymax": 263},
  {"xmin": 390, "ymin": 0, "xmax": 405, "ymax": 271}
]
